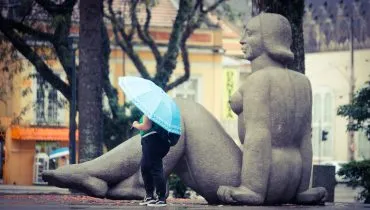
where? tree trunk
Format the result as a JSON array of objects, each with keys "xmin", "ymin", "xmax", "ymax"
[
  {"xmin": 252, "ymin": 0, "xmax": 305, "ymax": 74},
  {"xmin": 78, "ymin": 0, "xmax": 103, "ymax": 162}
]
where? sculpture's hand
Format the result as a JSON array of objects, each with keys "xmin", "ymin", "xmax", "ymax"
[{"xmin": 217, "ymin": 185, "xmax": 264, "ymax": 205}]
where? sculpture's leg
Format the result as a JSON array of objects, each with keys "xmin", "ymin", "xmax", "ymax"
[
  {"xmin": 217, "ymin": 136, "xmax": 271, "ymax": 205},
  {"xmin": 42, "ymin": 135, "xmax": 143, "ymax": 197},
  {"xmin": 217, "ymin": 89, "xmax": 272, "ymax": 205},
  {"xmin": 295, "ymin": 187, "xmax": 327, "ymax": 205},
  {"xmin": 106, "ymin": 129, "xmax": 186, "ymax": 199},
  {"xmin": 42, "ymin": 165, "xmax": 109, "ymax": 198},
  {"xmin": 295, "ymin": 122, "xmax": 327, "ymax": 204}
]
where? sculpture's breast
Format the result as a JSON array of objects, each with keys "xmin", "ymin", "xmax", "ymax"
[{"xmin": 229, "ymin": 90, "xmax": 243, "ymax": 115}]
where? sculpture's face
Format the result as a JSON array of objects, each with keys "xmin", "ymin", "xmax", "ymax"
[{"xmin": 240, "ymin": 18, "xmax": 263, "ymax": 61}]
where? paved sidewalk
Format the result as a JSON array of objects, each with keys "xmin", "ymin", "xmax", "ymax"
[
  {"xmin": 0, "ymin": 183, "xmax": 366, "ymax": 210},
  {"xmin": 0, "ymin": 184, "xmax": 362, "ymax": 202},
  {"xmin": 0, "ymin": 184, "xmax": 70, "ymax": 195},
  {"xmin": 0, "ymin": 194, "xmax": 369, "ymax": 210}
]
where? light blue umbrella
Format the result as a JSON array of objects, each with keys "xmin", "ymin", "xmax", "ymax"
[
  {"xmin": 49, "ymin": 147, "xmax": 69, "ymax": 159},
  {"xmin": 118, "ymin": 76, "xmax": 181, "ymax": 135}
]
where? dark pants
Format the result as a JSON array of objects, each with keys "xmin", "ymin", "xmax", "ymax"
[{"xmin": 141, "ymin": 133, "xmax": 170, "ymax": 200}]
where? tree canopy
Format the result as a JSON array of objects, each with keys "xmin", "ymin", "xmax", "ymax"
[
  {"xmin": 338, "ymin": 81, "xmax": 370, "ymax": 140},
  {"xmin": 0, "ymin": 0, "xmax": 229, "ymax": 153}
]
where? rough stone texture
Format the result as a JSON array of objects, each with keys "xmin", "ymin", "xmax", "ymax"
[
  {"xmin": 42, "ymin": 13, "xmax": 327, "ymax": 205},
  {"xmin": 217, "ymin": 13, "xmax": 326, "ymax": 205},
  {"xmin": 43, "ymin": 98, "xmax": 241, "ymax": 204}
]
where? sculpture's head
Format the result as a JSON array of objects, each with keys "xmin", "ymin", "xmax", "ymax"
[{"xmin": 240, "ymin": 13, "xmax": 294, "ymax": 64}]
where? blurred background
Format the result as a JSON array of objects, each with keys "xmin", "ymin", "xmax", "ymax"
[{"xmin": 0, "ymin": 0, "xmax": 368, "ymax": 202}]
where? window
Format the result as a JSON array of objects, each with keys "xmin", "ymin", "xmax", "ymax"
[
  {"xmin": 47, "ymin": 88, "xmax": 58, "ymax": 124},
  {"xmin": 312, "ymin": 88, "xmax": 334, "ymax": 159},
  {"xmin": 172, "ymin": 77, "xmax": 200, "ymax": 103},
  {"xmin": 357, "ymin": 131, "xmax": 370, "ymax": 160},
  {"xmin": 35, "ymin": 74, "xmax": 61, "ymax": 125},
  {"xmin": 36, "ymin": 75, "xmax": 46, "ymax": 124}
]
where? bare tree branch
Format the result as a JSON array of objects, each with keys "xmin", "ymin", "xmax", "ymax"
[
  {"xmin": 51, "ymin": 11, "xmax": 74, "ymax": 85},
  {"xmin": 0, "ymin": 16, "xmax": 71, "ymax": 100},
  {"xmin": 35, "ymin": 0, "xmax": 76, "ymax": 15},
  {"xmin": 133, "ymin": 1, "xmax": 162, "ymax": 64},
  {"xmin": 165, "ymin": 14, "xmax": 198, "ymax": 91},
  {"xmin": 107, "ymin": 0, "xmax": 128, "ymax": 41},
  {"xmin": 107, "ymin": 0, "xmax": 151, "ymax": 79},
  {"xmin": 202, "ymin": 0, "xmax": 226, "ymax": 13},
  {"xmin": 166, "ymin": 0, "xmax": 220, "ymax": 90},
  {"xmin": 102, "ymin": 28, "xmax": 119, "ymax": 120},
  {"xmin": 154, "ymin": 0, "xmax": 193, "ymax": 89},
  {"xmin": 165, "ymin": 38, "xmax": 190, "ymax": 91},
  {"xmin": 127, "ymin": 0, "xmax": 138, "ymax": 41},
  {"xmin": 1, "ymin": 18, "xmax": 54, "ymax": 41}
]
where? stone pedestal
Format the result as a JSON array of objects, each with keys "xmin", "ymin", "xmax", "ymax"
[{"xmin": 312, "ymin": 165, "xmax": 336, "ymax": 202}]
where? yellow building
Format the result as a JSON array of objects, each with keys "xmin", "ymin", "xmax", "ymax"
[
  {"xmin": 303, "ymin": 0, "xmax": 370, "ymax": 163},
  {"xmin": 306, "ymin": 49, "xmax": 370, "ymax": 163}
]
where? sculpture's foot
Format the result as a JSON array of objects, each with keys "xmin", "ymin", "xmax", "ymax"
[
  {"xmin": 217, "ymin": 185, "xmax": 264, "ymax": 205},
  {"xmin": 42, "ymin": 169, "xmax": 108, "ymax": 198},
  {"xmin": 106, "ymin": 173, "xmax": 145, "ymax": 200},
  {"xmin": 295, "ymin": 187, "xmax": 327, "ymax": 205}
]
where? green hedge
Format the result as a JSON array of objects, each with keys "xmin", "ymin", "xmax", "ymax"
[
  {"xmin": 338, "ymin": 160, "xmax": 370, "ymax": 203},
  {"xmin": 168, "ymin": 173, "xmax": 189, "ymax": 198}
]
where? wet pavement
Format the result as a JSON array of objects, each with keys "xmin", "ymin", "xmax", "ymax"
[
  {"xmin": 0, "ymin": 184, "xmax": 368, "ymax": 209},
  {"xmin": 0, "ymin": 195, "xmax": 370, "ymax": 210}
]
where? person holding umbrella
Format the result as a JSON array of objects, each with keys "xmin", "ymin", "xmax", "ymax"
[
  {"xmin": 118, "ymin": 76, "xmax": 182, "ymax": 207},
  {"xmin": 132, "ymin": 115, "xmax": 169, "ymax": 207}
]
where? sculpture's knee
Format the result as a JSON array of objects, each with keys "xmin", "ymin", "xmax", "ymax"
[
  {"xmin": 81, "ymin": 176, "xmax": 108, "ymax": 198},
  {"xmin": 106, "ymin": 173, "xmax": 145, "ymax": 200}
]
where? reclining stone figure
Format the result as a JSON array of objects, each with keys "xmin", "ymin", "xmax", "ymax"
[{"xmin": 43, "ymin": 13, "xmax": 327, "ymax": 205}]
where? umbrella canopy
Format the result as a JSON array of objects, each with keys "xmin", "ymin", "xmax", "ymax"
[
  {"xmin": 118, "ymin": 76, "xmax": 181, "ymax": 135},
  {"xmin": 49, "ymin": 147, "xmax": 69, "ymax": 159}
]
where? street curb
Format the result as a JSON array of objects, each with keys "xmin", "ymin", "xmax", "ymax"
[{"xmin": 0, "ymin": 185, "xmax": 71, "ymax": 195}]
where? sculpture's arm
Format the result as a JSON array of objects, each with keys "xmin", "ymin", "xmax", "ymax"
[
  {"xmin": 297, "ymin": 120, "xmax": 312, "ymax": 193},
  {"xmin": 297, "ymin": 85, "xmax": 313, "ymax": 193},
  {"xmin": 240, "ymin": 79, "xmax": 272, "ymax": 198}
]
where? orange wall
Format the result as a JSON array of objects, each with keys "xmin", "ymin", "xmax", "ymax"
[
  {"xmin": 3, "ymin": 126, "xmax": 71, "ymax": 185},
  {"xmin": 4, "ymin": 130, "xmax": 35, "ymax": 185}
]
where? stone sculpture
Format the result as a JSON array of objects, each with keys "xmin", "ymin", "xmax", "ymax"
[
  {"xmin": 43, "ymin": 13, "xmax": 327, "ymax": 205},
  {"xmin": 217, "ymin": 12, "xmax": 327, "ymax": 205}
]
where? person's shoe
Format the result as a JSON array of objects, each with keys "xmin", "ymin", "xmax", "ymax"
[
  {"xmin": 147, "ymin": 200, "xmax": 167, "ymax": 207},
  {"xmin": 139, "ymin": 196, "xmax": 156, "ymax": 206}
]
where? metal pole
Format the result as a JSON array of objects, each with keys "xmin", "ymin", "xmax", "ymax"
[
  {"xmin": 68, "ymin": 37, "xmax": 77, "ymax": 164},
  {"xmin": 348, "ymin": 16, "xmax": 355, "ymax": 161},
  {"xmin": 319, "ymin": 120, "xmax": 322, "ymax": 164}
]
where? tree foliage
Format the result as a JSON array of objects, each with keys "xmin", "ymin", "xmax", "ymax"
[
  {"xmin": 338, "ymin": 160, "xmax": 370, "ymax": 203},
  {"xmin": 337, "ymin": 81, "xmax": 370, "ymax": 140},
  {"xmin": 0, "ymin": 32, "xmax": 30, "ymax": 129},
  {"xmin": 168, "ymin": 173, "xmax": 189, "ymax": 198},
  {"xmin": 0, "ymin": 0, "xmax": 76, "ymax": 101},
  {"xmin": 0, "ymin": 34, "xmax": 22, "ymax": 105}
]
